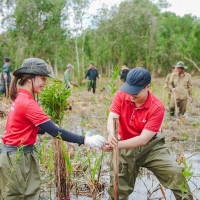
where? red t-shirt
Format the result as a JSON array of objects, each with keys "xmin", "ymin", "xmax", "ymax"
[
  {"xmin": 110, "ymin": 90, "xmax": 165, "ymax": 140},
  {"xmin": 2, "ymin": 88, "xmax": 50, "ymax": 146}
]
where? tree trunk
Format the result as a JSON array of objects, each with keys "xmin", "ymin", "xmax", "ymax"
[
  {"xmin": 53, "ymin": 139, "xmax": 69, "ymax": 199},
  {"xmin": 54, "ymin": 43, "xmax": 58, "ymax": 77},
  {"xmin": 111, "ymin": 46, "xmax": 121, "ymax": 66},
  {"xmin": 75, "ymin": 35, "xmax": 80, "ymax": 77},
  {"xmin": 47, "ymin": 57, "xmax": 55, "ymax": 77}
]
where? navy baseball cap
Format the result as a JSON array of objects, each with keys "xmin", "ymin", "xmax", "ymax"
[
  {"xmin": 5, "ymin": 57, "xmax": 11, "ymax": 62},
  {"xmin": 119, "ymin": 67, "xmax": 151, "ymax": 94}
]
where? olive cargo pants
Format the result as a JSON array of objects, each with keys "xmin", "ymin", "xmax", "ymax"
[
  {"xmin": 0, "ymin": 147, "xmax": 40, "ymax": 200},
  {"xmin": 108, "ymin": 133, "xmax": 193, "ymax": 200}
]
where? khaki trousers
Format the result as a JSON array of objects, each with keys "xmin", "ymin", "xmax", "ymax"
[
  {"xmin": 108, "ymin": 133, "xmax": 193, "ymax": 200},
  {"xmin": 0, "ymin": 149, "xmax": 40, "ymax": 200},
  {"xmin": 169, "ymin": 96, "xmax": 187, "ymax": 115}
]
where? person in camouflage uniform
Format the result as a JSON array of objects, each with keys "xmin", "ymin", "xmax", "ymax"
[
  {"xmin": 84, "ymin": 63, "xmax": 99, "ymax": 93},
  {"xmin": 0, "ymin": 57, "xmax": 11, "ymax": 96},
  {"xmin": 169, "ymin": 61, "xmax": 192, "ymax": 116},
  {"xmin": 163, "ymin": 65, "xmax": 177, "ymax": 104}
]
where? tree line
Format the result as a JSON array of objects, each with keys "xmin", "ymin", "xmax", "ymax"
[{"xmin": 0, "ymin": 0, "xmax": 199, "ymax": 78}]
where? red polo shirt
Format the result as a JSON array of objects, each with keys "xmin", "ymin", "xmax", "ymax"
[
  {"xmin": 110, "ymin": 90, "xmax": 165, "ymax": 140},
  {"xmin": 2, "ymin": 88, "xmax": 50, "ymax": 146}
]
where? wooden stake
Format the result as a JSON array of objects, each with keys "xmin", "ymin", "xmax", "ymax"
[
  {"xmin": 113, "ymin": 118, "xmax": 119, "ymax": 200},
  {"xmin": 162, "ymin": 88, "xmax": 166, "ymax": 105},
  {"xmin": 173, "ymin": 92, "xmax": 178, "ymax": 116},
  {"xmin": 5, "ymin": 78, "xmax": 8, "ymax": 98}
]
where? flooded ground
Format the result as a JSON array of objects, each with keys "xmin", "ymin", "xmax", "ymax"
[{"xmin": 0, "ymin": 77, "xmax": 200, "ymax": 199}]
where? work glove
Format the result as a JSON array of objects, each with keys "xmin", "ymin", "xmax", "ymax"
[{"xmin": 85, "ymin": 135, "xmax": 106, "ymax": 148}]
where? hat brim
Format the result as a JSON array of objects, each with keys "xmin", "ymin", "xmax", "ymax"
[
  {"xmin": 121, "ymin": 67, "xmax": 129, "ymax": 70},
  {"xmin": 175, "ymin": 65, "xmax": 188, "ymax": 69},
  {"xmin": 13, "ymin": 67, "xmax": 54, "ymax": 79},
  {"xmin": 119, "ymin": 82, "xmax": 144, "ymax": 95}
]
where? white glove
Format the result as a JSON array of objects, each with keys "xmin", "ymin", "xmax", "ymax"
[{"xmin": 85, "ymin": 135, "xmax": 106, "ymax": 148}]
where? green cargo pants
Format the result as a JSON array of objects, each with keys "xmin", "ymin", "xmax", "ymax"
[
  {"xmin": 0, "ymin": 146, "xmax": 40, "ymax": 200},
  {"xmin": 108, "ymin": 133, "xmax": 193, "ymax": 200}
]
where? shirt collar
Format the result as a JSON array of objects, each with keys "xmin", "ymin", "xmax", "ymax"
[
  {"xmin": 18, "ymin": 88, "xmax": 34, "ymax": 99},
  {"xmin": 125, "ymin": 90, "xmax": 153, "ymax": 109}
]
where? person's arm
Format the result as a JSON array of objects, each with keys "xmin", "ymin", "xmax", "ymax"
[
  {"xmin": 38, "ymin": 120, "xmax": 106, "ymax": 147},
  {"xmin": 163, "ymin": 74, "xmax": 170, "ymax": 88},
  {"xmin": 118, "ymin": 129, "xmax": 156, "ymax": 149},
  {"xmin": 38, "ymin": 127, "xmax": 45, "ymax": 134},
  {"xmin": 104, "ymin": 129, "xmax": 156, "ymax": 152},
  {"xmin": 2, "ymin": 65, "xmax": 8, "ymax": 80},
  {"xmin": 107, "ymin": 113, "xmax": 158, "ymax": 149},
  {"xmin": 85, "ymin": 69, "xmax": 89, "ymax": 79}
]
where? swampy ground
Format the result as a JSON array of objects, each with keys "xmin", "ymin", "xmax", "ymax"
[{"xmin": 0, "ymin": 77, "xmax": 200, "ymax": 200}]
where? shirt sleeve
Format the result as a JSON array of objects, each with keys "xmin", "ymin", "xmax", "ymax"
[
  {"xmin": 38, "ymin": 120, "xmax": 85, "ymax": 145},
  {"xmin": 26, "ymin": 100, "xmax": 50, "ymax": 126},
  {"xmin": 110, "ymin": 90, "xmax": 122, "ymax": 116},
  {"xmin": 164, "ymin": 74, "xmax": 170, "ymax": 86},
  {"xmin": 144, "ymin": 107, "xmax": 165, "ymax": 133},
  {"xmin": 85, "ymin": 69, "xmax": 89, "ymax": 79}
]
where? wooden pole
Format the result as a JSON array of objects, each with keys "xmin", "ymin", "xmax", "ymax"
[
  {"xmin": 113, "ymin": 118, "xmax": 119, "ymax": 200},
  {"xmin": 173, "ymin": 92, "xmax": 178, "ymax": 116},
  {"xmin": 5, "ymin": 77, "xmax": 8, "ymax": 98},
  {"xmin": 162, "ymin": 88, "xmax": 166, "ymax": 105}
]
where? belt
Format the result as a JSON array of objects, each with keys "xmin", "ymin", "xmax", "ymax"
[{"xmin": 0, "ymin": 143, "xmax": 37, "ymax": 155}]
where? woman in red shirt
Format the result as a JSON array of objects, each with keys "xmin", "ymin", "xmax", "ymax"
[{"xmin": 0, "ymin": 58, "xmax": 106, "ymax": 199}]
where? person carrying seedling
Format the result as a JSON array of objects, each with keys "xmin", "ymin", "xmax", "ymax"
[
  {"xmin": 0, "ymin": 57, "xmax": 11, "ymax": 97},
  {"xmin": 84, "ymin": 63, "xmax": 99, "ymax": 93},
  {"xmin": 169, "ymin": 61, "xmax": 192, "ymax": 116},
  {"xmin": 0, "ymin": 58, "xmax": 106, "ymax": 199},
  {"xmin": 120, "ymin": 65, "xmax": 130, "ymax": 82},
  {"xmin": 63, "ymin": 63, "xmax": 74, "ymax": 88},
  {"xmin": 104, "ymin": 67, "xmax": 193, "ymax": 200}
]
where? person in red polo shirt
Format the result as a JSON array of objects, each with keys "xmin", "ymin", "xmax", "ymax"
[
  {"xmin": 104, "ymin": 67, "xmax": 193, "ymax": 200},
  {"xmin": 0, "ymin": 58, "xmax": 106, "ymax": 199}
]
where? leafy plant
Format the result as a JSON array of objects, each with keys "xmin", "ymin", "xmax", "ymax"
[
  {"xmin": 40, "ymin": 79, "xmax": 71, "ymax": 199},
  {"xmin": 40, "ymin": 79, "xmax": 71, "ymax": 126},
  {"xmin": 180, "ymin": 159, "xmax": 194, "ymax": 199}
]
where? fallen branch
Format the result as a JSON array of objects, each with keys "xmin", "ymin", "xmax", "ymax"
[{"xmin": 184, "ymin": 56, "xmax": 200, "ymax": 72}]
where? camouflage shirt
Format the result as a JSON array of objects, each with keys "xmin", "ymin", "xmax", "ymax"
[{"xmin": 169, "ymin": 72, "xmax": 192, "ymax": 100}]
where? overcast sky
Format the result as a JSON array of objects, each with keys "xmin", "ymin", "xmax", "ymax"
[{"xmin": 88, "ymin": 0, "xmax": 200, "ymax": 17}]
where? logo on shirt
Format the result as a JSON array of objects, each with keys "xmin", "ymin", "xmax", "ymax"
[{"xmin": 142, "ymin": 119, "xmax": 146, "ymax": 123}]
